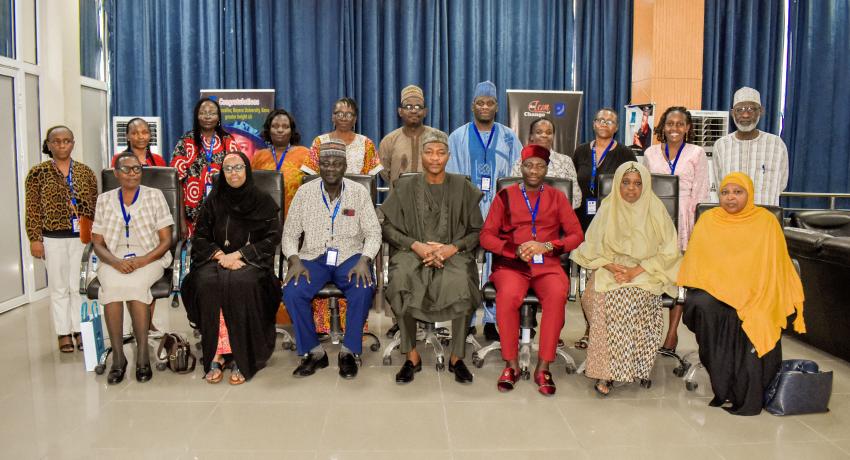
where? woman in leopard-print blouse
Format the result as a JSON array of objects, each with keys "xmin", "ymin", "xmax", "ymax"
[{"xmin": 25, "ymin": 125, "xmax": 98, "ymax": 353}]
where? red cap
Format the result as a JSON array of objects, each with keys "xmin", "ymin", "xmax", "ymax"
[{"xmin": 521, "ymin": 144, "xmax": 551, "ymax": 164}]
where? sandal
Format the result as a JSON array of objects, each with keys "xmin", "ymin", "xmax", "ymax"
[
  {"xmin": 58, "ymin": 334, "xmax": 74, "ymax": 353},
  {"xmin": 534, "ymin": 370, "xmax": 556, "ymax": 396},
  {"xmin": 594, "ymin": 379, "xmax": 613, "ymax": 397},
  {"xmin": 205, "ymin": 360, "xmax": 224, "ymax": 384},
  {"xmin": 229, "ymin": 366, "xmax": 245, "ymax": 385},
  {"xmin": 497, "ymin": 367, "xmax": 519, "ymax": 393},
  {"xmin": 72, "ymin": 332, "xmax": 84, "ymax": 351},
  {"xmin": 574, "ymin": 335, "xmax": 589, "ymax": 350}
]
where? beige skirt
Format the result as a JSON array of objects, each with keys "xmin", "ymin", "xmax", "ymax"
[{"xmin": 97, "ymin": 261, "xmax": 164, "ymax": 305}]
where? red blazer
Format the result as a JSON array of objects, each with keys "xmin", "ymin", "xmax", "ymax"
[{"xmin": 480, "ymin": 183, "xmax": 584, "ymax": 276}]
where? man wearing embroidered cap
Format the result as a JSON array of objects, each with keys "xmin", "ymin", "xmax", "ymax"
[
  {"xmin": 712, "ymin": 86, "xmax": 789, "ymax": 206},
  {"xmin": 479, "ymin": 144, "xmax": 583, "ymax": 395},
  {"xmin": 379, "ymin": 85, "xmax": 438, "ymax": 188},
  {"xmin": 382, "ymin": 130, "xmax": 483, "ymax": 384},
  {"xmin": 282, "ymin": 140, "xmax": 382, "ymax": 380},
  {"xmin": 447, "ymin": 80, "xmax": 524, "ymax": 341}
]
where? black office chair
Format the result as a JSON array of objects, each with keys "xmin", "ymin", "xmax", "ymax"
[
  {"xmin": 681, "ymin": 203, "xmax": 788, "ymax": 391},
  {"xmin": 78, "ymin": 166, "xmax": 184, "ymax": 374},
  {"xmin": 298, "ymin": 174, "xmax": 382, "ymax": 354},
  {"xmin": 470, "ymin": 177, "xmax": 579, "ymax": 377}
]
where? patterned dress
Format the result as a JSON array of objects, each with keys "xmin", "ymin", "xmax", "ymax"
[
  {"xmin": 169, "ymin": 131, "xmax": 238, "ymax": 234},
  {"xmin": 301, "ymin": 133, "xmax": 383, "ymax": 334}
]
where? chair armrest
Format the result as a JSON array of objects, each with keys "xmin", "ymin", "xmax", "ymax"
[
  {"xmin": 568, "ymin": 260, "xmax": 579, "ymax": 301},
  {"xmin": 78, "ymin": 242, "xmax": 95, "ymax": 295}
]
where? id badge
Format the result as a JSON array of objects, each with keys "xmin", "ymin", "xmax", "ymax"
[
  {"xmin": 205, "ymin": 183, "xmax": 213, "ymax": 197},
  {"xmin": 586, "ymin": 198, "xmax": 598, "ymax": 216},
  {"xmin": 123, "ymin": 253, "xmax": 137, "ymax": 260},
  {"xmin": 325, "ymin": 248, "xmax": 339, "ymax": 266},
  {"xmin": 532, "ymin": 253, "xmax": 544, "ymax": 264},
  {"xmin": 70, "ymin": 215, "xmax": 80, "ymax": 234},
  {"xmin": 480, "ymin": 175, "xmax": 492, "ymax": 192}
]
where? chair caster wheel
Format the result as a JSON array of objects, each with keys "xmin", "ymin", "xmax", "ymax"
[
  {"xmin": 521, "ymin": 369, "xmax": 531, "ymax": 380},
  {"xmin": 195, "ymin": 342, "xmax": 202, "ymax": 350},
  {"xmin": 94, "ymin": 364, "xmax": 105, "ymax": 375},
  {"xmin": 156, "ymin": 362, "xmax": 167, "ymax": 371},
  {"xmin": 370, "ymin": 343, "xmax": 380, "ymax": 352},
  {"xmin": 281, "ymin": 341, "xmax": 291, "ymax": 350},
  {"xmin": 673, "ymin": 366, "xmax": 685, "ymax": 377},
  {"xmin": 436, "ymin": 362, "xmax": 445, "ymax": 372},
  {"xmin": 685, "ymin": 381, "xmax": 698, "ymax": 391},
  {"xmin": 472, "ymin": 355, "xmax": 483, "ymax": 368},
  {"xmin": 193, "ymin": 329, "xmax": 200, "ymax": 338},
  {"xmin": 565, "ymin": 364, "xmax": 577, "ymax": 375},
  {"xmin": 640, "ymin": 379, "xmax": 652, "ymax": 389},
  {"xmin": 682, "ymin": 361, "xmax": 692, "ymax": 372},
  {"xmin": 383, "ymin": 356, "xmax": 392, "ymax": 366}
]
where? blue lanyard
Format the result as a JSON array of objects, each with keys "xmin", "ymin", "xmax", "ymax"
[
  {"xmin": 205, "ymin": 136, "xmax": 217, "ymax": 176},
  {"xmin": 271, "ymin": 145, "xmax": 290, "ymax": 172},
  {"xmin": 471, "ymin": 123, "xmax": 494, "ymax": 164},
  {"xmin": 56, "ymin": 159, "xmax": 78, "ymax": 211},
  {"xmin": 589, "ymin": 139, "xmax": 615, "ymax": 194},
  {"xmin": 118, "ymin": 187, "xmax": 141, "ymax": 238},
  {"xmin": 520, "ymin": 183, "xmax": 543, "ymax": 239},
  {"xmin": 320, "ymin": 182, "xmax": 344, "ymax": 235},
  {"xmin": 665, "ymin": 142, "xmax": 685, "ymax": 174}
]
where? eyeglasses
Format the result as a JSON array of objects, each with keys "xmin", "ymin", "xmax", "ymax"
[
  {"xmin": 118, "ymin": 165, "xmax": 143, "ymax": 175},
  {"xmin": 49, "ymin": 139, "xmax": 75, "ymax": 146},
  {"xmin": 594, "ymin": 119, "xmax": 617, "ymax": 127},
  {"xmin": 733, "ymin": 106, "xmax": 759, "ymax": 114},
  {"xmin": 222, "ymin": 164, "xmax": 246, "ymax": 173},
  {"xmin": 401, "ymin": 104, "xmax": 426, "ymax": 112},
  {"xmin": 334, "ymin": 111, "xmax": 356, "ymax": 120}
]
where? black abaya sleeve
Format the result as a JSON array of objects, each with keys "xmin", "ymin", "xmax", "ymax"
[
  {"xmin": 238, "ymin": 214, "xmax": 282, "ymax": 269},
  {"xmin": 190, "ymin": 201, "xmax": 221, "ymax": 264}
]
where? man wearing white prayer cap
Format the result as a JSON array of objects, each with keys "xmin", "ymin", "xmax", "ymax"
[{"xmin": 712, "ymin": 86, "xmax": 789, "ymax": 206}]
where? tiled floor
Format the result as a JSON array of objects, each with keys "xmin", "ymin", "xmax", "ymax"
[{"xmin": 2, "ymin": 297, "xmax": 848, "ymax": 459}]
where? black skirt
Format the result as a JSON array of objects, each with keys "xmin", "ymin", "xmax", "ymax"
[
  {"xmin": 182, "ymin": 262, "xmax": 280, "ymax": 380},
  {"xmin": 682, "ymin": 288, "xmax": 782, "ymax": 416}
]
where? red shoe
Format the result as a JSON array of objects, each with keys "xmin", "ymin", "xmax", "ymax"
[
  {"xmin": 534, "ymin": 370, "xmax": 556, "ymax": 396},
  {"xmin": 497, "ymin": 367, "xmax": 519, "ymax": 392}
]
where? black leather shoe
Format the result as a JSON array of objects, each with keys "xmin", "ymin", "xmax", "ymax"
[
  {"xmin": 484, "ymin": 323, "xmax": 500, "ymax": 341},
  {"xmin": 135, "ymin": 363, "xmax": 153, "ymax": 383},
  {"xmin": 449, "ymin": 359, "xmax": 473, "ymax": 384},
  {"xmin": 386, "ymin": 323, "xmax": 400, "ymax": 338},
  {"xmin": 338, "ymin": 353, "xmax": 359, "ymax": 379},
  {"xmin": 293, "ymin": 352, "xmax": 329, "ymax": 377},
  {"xmin": 107, "ymin": 358, "xmax": 128, "ymax": 385},
  {"xmin": 395, "ymin": 360, "xmax": 422, "ymax": 384}
]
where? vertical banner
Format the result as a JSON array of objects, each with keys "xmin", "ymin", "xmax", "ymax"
[
  {"xmin": 506, "ymin": 90, "xmax": 583, "ymax": 156},
  {"xmin": 624, "ymin": 103, "xmax": 655, "ymax": 155},
  {"xmin": 199, "ymin": 89, "xmax": 275, "ymax": 161}
]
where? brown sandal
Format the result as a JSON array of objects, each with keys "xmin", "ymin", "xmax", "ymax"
[
  {"xmin": 574, "ymin": 335, "xmax": 589, "ymax": 350},
  {"xmin": 229, "ymin": 366, "xmax": 245, "ymax": 385},
  {"xmin": 72, "ymin": 332, "xmax": 84, "ymax": 351},
  {"xmin": 58, "ymin": 334, "xmax": 74, "ymax": 353},
  {"xmin": 205, "ymin": 361, "xmax": 224, "ymax": 384}
]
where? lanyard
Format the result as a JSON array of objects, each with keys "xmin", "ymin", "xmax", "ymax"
[
  {"xmin": 471, "ymin": 123, "xmax": 494, "ymax": 164},
  {"xmin": 665, "ymin": 142, "xmax": 685, "ymax": 174},
  {"xmin": 589, "ymin": 139, "xmax": 615, "ymax": 194},
  {"xmin": 56, "ymin": 159, "xmax": 78, "ymax": 214},
  {"xmin": 320, "ymin": 182, "xmax": 344, "ymax": 235},
  {"xmin": 205, "ymin": 136, "xmax": 217, "ymax": 176},
  {"xmin": 271, "ymin": 145, "xmax": 290, "ymax": 172},
  {"xmin": 520, "ymin": 183, "xmax": 543, "ymax": 239},
  {"xmin": 119, "ymin": 187, "xmax": 141, "ymax": 239}
]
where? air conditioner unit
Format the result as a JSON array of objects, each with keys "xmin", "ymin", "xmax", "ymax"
[
  {"xmin": 690, "ymin": 110, "xmax": 729, "ymax": 201},
  {"xmin": 111, "ymin": 116, "xmax": 163, "ymax": 159}
]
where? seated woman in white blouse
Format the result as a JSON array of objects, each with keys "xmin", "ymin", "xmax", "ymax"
[{"xmin": 91, "ymin": 152, "xmax": 173, "ymax": 385}]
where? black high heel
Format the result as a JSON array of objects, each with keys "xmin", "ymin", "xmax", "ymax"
[
  {"xmin": 107, "ymin": 359, "xmax": 128, "ymax": 385},
  {"xmin": 136, "ymin": 363, "xmax": 153, "ymax": 383}
]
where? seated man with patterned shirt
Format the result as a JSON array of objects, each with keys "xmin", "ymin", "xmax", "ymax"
[{"xmin": 282, "ymin": 140, "xmax": 382, "ymax": 379}]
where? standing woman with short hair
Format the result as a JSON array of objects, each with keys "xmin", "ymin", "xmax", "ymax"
[
  {"xmin": 25, "ymin": 125, "xmax": 98, "ymax": 353},
  {"xmin": 251, "ymin": 109, "xmax": 311, "ymax": 217},
  {"xmin": 169, "ymin": 97, "xmax": 238, "ymax": 237}
]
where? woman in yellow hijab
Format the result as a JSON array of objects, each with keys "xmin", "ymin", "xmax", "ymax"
[
  {"xmin": 679, "ymin": 172, "xmax": 805, "ymax": 416},
  {"xmin": 571, "ymin": 162, "xmax": 681, "ymax": 396}
]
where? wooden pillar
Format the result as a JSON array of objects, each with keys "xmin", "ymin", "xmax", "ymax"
[{"xmin": 631, "ymin": 0, "xmax": 705, "ymax": 134}]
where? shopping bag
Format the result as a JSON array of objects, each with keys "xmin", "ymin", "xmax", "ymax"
[{"xmin": 80, "ymin": 300, "xmax": 105, "ymax": 372}]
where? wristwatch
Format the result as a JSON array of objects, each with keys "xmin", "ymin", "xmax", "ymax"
[{"xmin": 543, "ymin": 242, "xmax": 554, "ymax": 253}]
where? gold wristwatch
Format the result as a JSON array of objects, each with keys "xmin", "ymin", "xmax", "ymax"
[{"xmin": 543, "ymin": 241, "xmax": 554, "ymax": 252}]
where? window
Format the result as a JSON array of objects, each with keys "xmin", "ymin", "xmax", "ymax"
[
  {"xmin": 0, "ymin": 0, "xmax": 14, "ymax": 58},
  {"xmin": 80, "ymin": 0, "xmax": 105, "ymax": 79}
]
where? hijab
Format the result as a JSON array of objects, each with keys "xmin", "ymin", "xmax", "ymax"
[
  {"xmin": 678, "ymin": 172, "xmax": 805, "ymax": 357},
  {"xmin": 570, "ymin": 161, "xmax": 681, "ymax": 297},
  {"xmin": 209, "ymin": 151, "xmax": 279, "ymax": 221}
]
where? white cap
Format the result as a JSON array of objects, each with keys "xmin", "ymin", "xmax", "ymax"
[{"xmin": 733, "ymin": 87, "xmax": 761, "ymax": 107}]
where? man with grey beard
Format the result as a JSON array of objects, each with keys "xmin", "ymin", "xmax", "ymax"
[{"xmin": 712, "ymin": 86, "xmax": 789, "ymax": 206}]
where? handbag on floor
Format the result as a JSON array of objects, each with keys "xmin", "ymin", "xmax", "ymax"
[
  {"xmin": 156, "ymin": 333, "xmax": 197, "ymax": 374},
  {"xmin": 764, "ymin": 359, "xmax": 832, "ymax": 415},
  {"xmin": 80, "ymin": 300, "xmax": 105, "ymax": 372}
]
